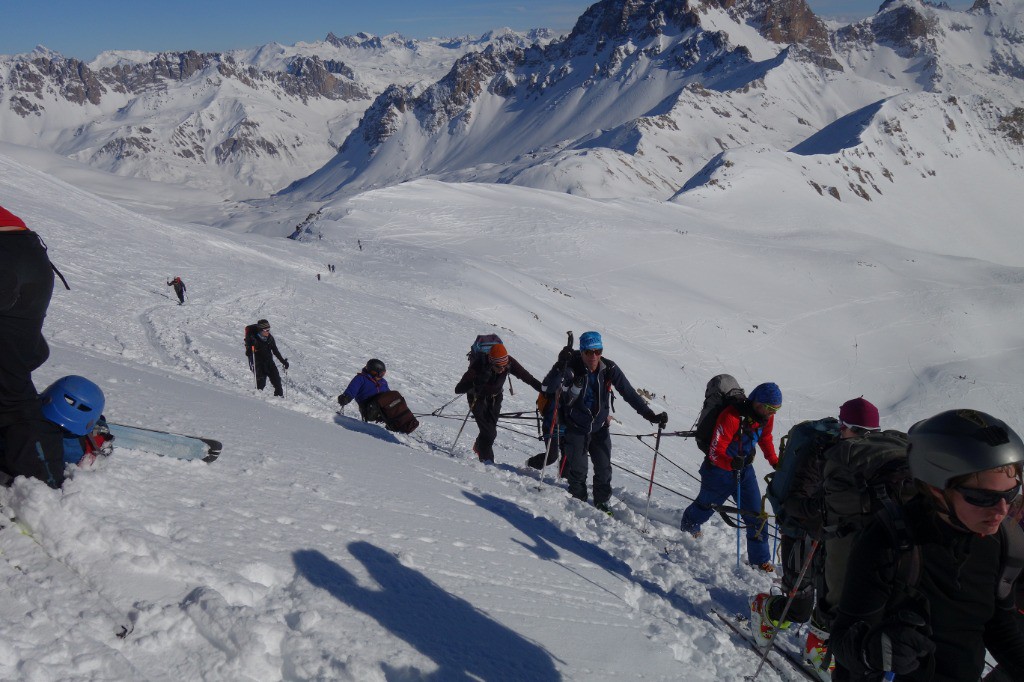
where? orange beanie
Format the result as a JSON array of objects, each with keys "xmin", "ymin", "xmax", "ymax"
[{"xmin": 488, "ymin": 343, "xmax": 510, "ymax": 366}]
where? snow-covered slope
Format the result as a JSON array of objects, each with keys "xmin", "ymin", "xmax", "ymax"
[{"xmin": 2, "ymin": 133, "xmax": 1023, "ymax": 678}]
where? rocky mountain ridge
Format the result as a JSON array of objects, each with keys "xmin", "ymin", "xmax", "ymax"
[
  {"xmin": 285, "ymin": 0, "xmax": 1021, "ymax": 207},
  {"xmin": 0, "ymin": 30, "xmax": 548, "ymax": 199}
]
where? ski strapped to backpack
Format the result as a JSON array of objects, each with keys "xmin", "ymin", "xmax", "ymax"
[
  {"xmin": 766, "ymin": 417, "xmax": 841, "ymax": 537},
  {"xmin": 694, "ymin": 374, "xmax": 746, "ymax": 455}
]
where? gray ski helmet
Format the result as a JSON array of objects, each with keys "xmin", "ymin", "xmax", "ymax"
[
  {"xmin": 907, "ymin": 409, "xmax": 1024, "ymax": 489},
  {"xmin": 365, "ymin": 359, "xmax": 386, "ymax": 375}
]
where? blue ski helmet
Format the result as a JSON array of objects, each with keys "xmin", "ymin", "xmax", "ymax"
[
  {"xmin": 579, "ymin": 331, "xmax": 603, "ymax": 351},
  {"xmin": 40, "ymin": 375, "xmax": 105, "ymax": 436}
]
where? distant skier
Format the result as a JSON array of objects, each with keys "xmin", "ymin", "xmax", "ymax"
[
  {"xmin": 167, "ymin": 276, "xmax": 186, "ymax": 304},
  {"xmin": 244, "ymin": 319, "xmax": 289, "ymax": 397},
  {"xmin": 338, "ymin": 359, "xmax": 390, "ymax": 422},
  {"xmin": 0, "ymin": 204, "xmax": 67, "ymax": 488}
]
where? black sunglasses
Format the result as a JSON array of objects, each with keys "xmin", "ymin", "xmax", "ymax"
[
  {"xmin": 582, "ymin": 349, "xmax": 602, "ymax": 356},
  {"xmin": 954, "ymin": 482, "xmax": 1021, "ymax": 508}
]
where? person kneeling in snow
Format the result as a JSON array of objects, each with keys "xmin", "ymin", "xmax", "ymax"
[
  {"xmin": 0, "ymin": 376, "xmax": 111, "ymax": 485},
  {"xmin": 41, "ymin": 375, "xmax": 112, "ymax": 468},
  {"xmin": 338, "ymin": 359, "xmax": 389, "ymax": 422}
]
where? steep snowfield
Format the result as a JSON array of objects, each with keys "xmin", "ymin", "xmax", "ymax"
[{"xmin": 2, "ymin": 143, "xmax": 1023, "ymax": 679}]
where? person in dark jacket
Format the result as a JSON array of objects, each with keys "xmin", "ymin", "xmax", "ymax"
[
  {"xmin": 0, "ymin": 204, "xmax": 66, "ymax": 488},
  {"xmin": 338, "ymin": 359, "xmax": 389, "ymax": 422},
  {"xmin": 750, "ymin": 397, "xmax": 881, "ymax": 678},
  {"xmin": 543, "ymin": 331, "xmax": 666, "ymax": 512},
  {"xmin": 983, "ymin": 505, "xmax": 1024, "ymax": 682},
  {"xmin": 245, "ymin": 319, "xmax": 288, "ymax": 397},
  {"xmin": 455, "ymin": 343, "xmax": 542, "ymax": 463},
  {"xmin": 167, "ymin": 276, "xmax": 186, "ymax": 304},
  {"xmin": 830, "ymin": 409, "xmax": 1024, "ymax": 682},
  {"xmin": 680, "ymin": 381, "xmax": 781, "ymax": 570}
]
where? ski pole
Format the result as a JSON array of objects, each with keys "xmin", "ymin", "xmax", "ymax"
[
  {"xmin": 536, "ymin": 395, "xmax": 560, "ymax": 486},
  {"xmin": 449, "ymin": 396, "xmax": 475, "ymax": 457},
  {"xmin": 640, "ymin": 422, "xmax": 664, "ymax": 533},
  {"xmin": 750, "ymin": 538, "xmax": 821, "ymax": 680},
  {"xmin": 538, "ymin": 331, "xmax": 572, "ymax": 484},
  {"xmin": 736, "ymin": 471, "xmax": 742, "ymax": 570}
]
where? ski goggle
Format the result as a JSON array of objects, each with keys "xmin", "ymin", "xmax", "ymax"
[
  {"xmin": 759, "ymin": 403, "xmax": 781, "ymax": 414},
  {"xmin": 954, "ymin": 482, "xmax": 1021, "ymax": 508}
]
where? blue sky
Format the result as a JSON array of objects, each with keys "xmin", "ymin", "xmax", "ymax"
[{"xmin": 2, "ymin": 0, "xmax": 974, "ymax": 60}]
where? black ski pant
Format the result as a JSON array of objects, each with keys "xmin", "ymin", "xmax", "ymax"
[
  {"xmin": 768, "ymin": 533, "xmax": 819, "ymax": 625},
  {"xmin": 0, "ymin": 404, "xmax": 66, "ymax": 488},
  {"xmin": 255, "ymin": 359, "xmax": 283, "ymax": 396},
  {"xmin": 470, "ymin": 394, "xmax": 501, "ymax": 461},
  {"xmin": 0, "ymin": 230, "xmax": 65, "ymax": 488},
  {"xmin": 563, "ymin": 426, "xmax": 612, "ymax": 505}
]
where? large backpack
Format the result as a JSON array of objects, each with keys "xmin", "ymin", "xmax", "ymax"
[
  {"xmin": 467, "ymin": 334, "xmax": 503, "ymax": 369},
  {"xmin": 766, "ymin": 417, "xmax": 841, "ymax": 536},
  {"xmin": 244, "ymin": 324, "xmax": 259, "ymax": 348},
  {"xmin": 823, "ymin": 429, "xmax": 914, "ymax": 540},
  {"xmin": 694, "ymin": 374, "xmax": 746, "ymax": 455},
  {"xmin": 374, "ymin": 391, "xmax": 419, "ymax": 434}
]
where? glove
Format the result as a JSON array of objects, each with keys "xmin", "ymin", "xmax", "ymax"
[
  {"xmin": 573, "ymin": 375, "xmax": 585, "ymax": 388},
  {"xmin": 557, "ymin": 346, "xmax": 572, "ymax": 363},
  {"xmin": 247, "ymin": 355, "xmax": 254, "ymax": 371},
  {"xmin": 338, "ymin": 394, "xmax": 353, "ymax": 407},
  {"xmin": 282, "ymin": 359, "xmax": 290, "ymax": 370},
  {"xmin": 648, "ymin": 411, "xmax": 668, "ymax": 427},
  {"xmin": 731, "ymin": 455, "xmax": 746, "ymax": 471},
  {"xmin": 861, "ymin": 614, "xmax": 935, "ymax": 676},
  {"xmin": 561, "ymin": 368, "xmax": 575, "ymax": 388}
]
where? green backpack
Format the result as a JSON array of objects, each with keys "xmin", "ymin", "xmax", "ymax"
[{"xmin": 823, "ymin": 429, "xmax": 914, "ymax": 539}]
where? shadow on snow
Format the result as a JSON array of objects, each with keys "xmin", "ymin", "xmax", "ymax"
[{"xmin": 293, "ymin": 543, "xmax": 561, "ymax": 681}]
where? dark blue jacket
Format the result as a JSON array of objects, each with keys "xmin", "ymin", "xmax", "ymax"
[
  {"xmin": 343, "ymin": 371, "xmax": 389, "ymax": 406},
  {"xmin": 543, "ymin": 352, "xmax": 655, "ymax": 434}
]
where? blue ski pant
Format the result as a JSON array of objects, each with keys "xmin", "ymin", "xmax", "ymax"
[{"xmin": 680, "ymin": 459, "xmax": 771, "ymax": 565}]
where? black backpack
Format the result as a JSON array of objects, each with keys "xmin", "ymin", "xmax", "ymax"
[
  {"xmin": 244, "ymin": 324, "xmax": 260, "ymax": 349},
  {"xmin": 466, "ymin": 334, "xmax": 503, "ymax": 369},
  {"xmin": 694, "ymin": 374, "xmax": 746, "ymax": 455}
]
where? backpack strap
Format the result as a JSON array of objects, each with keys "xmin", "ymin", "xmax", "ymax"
[
  {"xmin": 997, "ymin": 518, "xmax": 1024, "ymax": 601},
  {"xmin": 878, "ymin": 498, "xmax": 922, "ymax": 590}
]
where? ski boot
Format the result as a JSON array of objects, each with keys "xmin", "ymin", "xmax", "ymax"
[
  {"xmin": 749, "ymin": 593, "xmax": 789, "ymax": 649},
  {"xmin": 804, "ymin": 622, "xmax": 835, "ymax": 680}
]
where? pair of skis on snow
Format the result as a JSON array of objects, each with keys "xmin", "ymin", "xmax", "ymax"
[
  {"xmin": 105, "ymin": 422, "xmax": 221, "ymax": 463},
  {"xmin": 712, "ymin": 609, "xmax": 826, "ymax": 681}
]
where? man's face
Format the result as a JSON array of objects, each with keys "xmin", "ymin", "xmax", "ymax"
[
  {"xmin": 582, "ymin": 348, "xmax": 602, "ymax": 372},
  {"xmin": 260, "ymin": 328, "xmax": 270, "ymax": 337}
]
